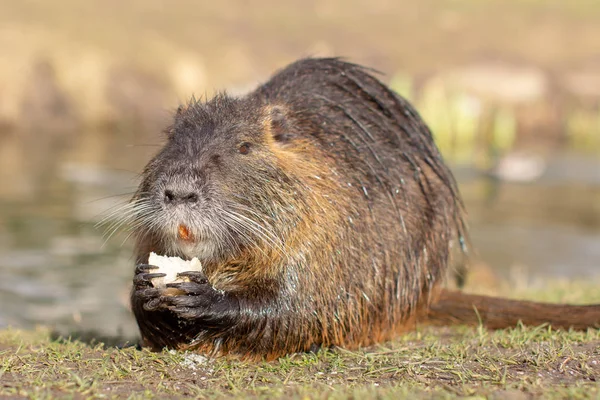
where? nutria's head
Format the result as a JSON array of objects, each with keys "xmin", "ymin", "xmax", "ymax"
[{"xmin": 132, "ymin": 95, "xmax": 336, "ymax": 264}]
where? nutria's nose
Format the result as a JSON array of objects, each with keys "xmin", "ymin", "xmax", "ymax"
[{"xmin": 163, "ymin": 189, "xmax": 200, "ymax": 205}]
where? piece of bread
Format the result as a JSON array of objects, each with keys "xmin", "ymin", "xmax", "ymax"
[{"xmin": 148, "ymin": 252, "xmax": 203, "ymax": 288}]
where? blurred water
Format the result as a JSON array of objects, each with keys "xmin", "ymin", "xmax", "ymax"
[{"xmin": 0, "ymin": 139, "xmax": 598, "ymax": 341}]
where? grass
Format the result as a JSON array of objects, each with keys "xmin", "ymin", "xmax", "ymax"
[{"xmin": 2, "ymin": 277, "xmax": 600, "ymax": 399}]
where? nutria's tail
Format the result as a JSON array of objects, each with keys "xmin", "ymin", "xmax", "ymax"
[{"xmin": 426, "ymin": 289, "xmax": 600, "ymax": 330}]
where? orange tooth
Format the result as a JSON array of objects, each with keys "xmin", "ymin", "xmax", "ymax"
[{"xmin": 178, "ymin": 224, "xmax": 192, "ymax": 241}]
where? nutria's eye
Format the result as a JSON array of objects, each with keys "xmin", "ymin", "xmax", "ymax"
[{"xmin": 238, "ymin": 143, "xmax": 251, "ymax": 155}]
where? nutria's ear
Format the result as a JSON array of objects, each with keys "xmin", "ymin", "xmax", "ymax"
[{"xmin": 264, "ymin": 105, "xmax": 291, "ymax": 143}]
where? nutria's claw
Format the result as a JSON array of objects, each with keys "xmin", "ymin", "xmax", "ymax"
[
  {"xmin": 135, "ymin": 263, "xmax": 159, "ymax": 275},
  {"xmin": 133, "ymin": 263, "xmax": 161, "ymax": 288},
  {"xmin": 165, "ymin": 281, "xmax": 206, "ymax": 295},
  {"xmin": 176, "ymin": 271, "xmax": 209, "ymax": 284},
  {"xmin": 133, "ymin": 270, "xmax": 166, "ymax": 289}
]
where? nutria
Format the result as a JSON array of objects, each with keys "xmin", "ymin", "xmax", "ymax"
[{"xmin": 129, "ymin": 58, "xmax": 600, "ymax": 360}]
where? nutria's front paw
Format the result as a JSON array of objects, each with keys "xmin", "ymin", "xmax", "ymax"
[
  {"xmin": 159, "ymin": 272, "xmax": 228, "ymax": 319},
  {"xmin": 133, "ymin": 269, "xmax": 234, "ymax": 324}
]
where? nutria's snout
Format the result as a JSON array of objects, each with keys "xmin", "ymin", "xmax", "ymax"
[
  {"xmin": 158, "ymin": 166, "xmax": 206, "ymax": 206},
  {"xmin": 163, "ymin": 188, "xmax": 201, "ymax": 206}
]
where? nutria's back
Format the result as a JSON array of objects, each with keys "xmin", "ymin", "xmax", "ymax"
[{"xmin": 130, "ymin": 58, "xmax": 466, "ymax": 359}]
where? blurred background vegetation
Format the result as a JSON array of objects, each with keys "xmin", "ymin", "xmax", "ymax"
[{"xmin": 0, "ymin": 0, "xmax": 598, "ymax": 340}]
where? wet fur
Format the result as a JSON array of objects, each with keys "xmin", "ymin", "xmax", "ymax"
[{"xmin": 129, "ymin": 57, "xmax": 467, "ymax": 359}]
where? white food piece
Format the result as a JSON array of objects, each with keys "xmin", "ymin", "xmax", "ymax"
[{"xmin": 148, "ymin": 252, "xmax": 203, "ymax": 288}]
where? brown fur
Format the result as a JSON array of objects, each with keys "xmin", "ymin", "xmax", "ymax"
[{"xmin": 128, "ymin": 58, "xmax": 600, "ymax": 361}]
